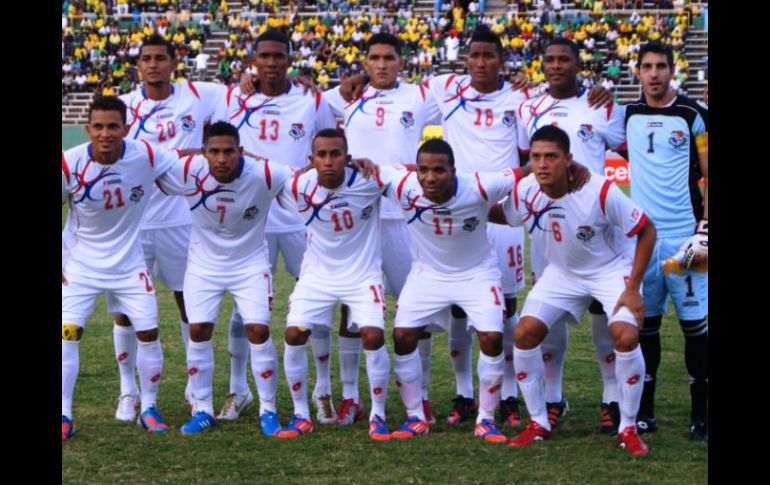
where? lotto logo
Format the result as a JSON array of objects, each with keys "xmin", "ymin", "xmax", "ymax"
[
  {"xmin": 542, "ymin": 352, "xmax": 553, "ymax": 362},
  {"xmin": 318, "ymin": 354, "xmax": 330, "ymax": 362},
  {"xmin": 150, "ymin": 374, "xmax": 161, "ymax": 383},
  {"xmin": 626, "ymin": 374, "xmax": 641, "ymax": 385},
  {"xmin": 450, "ymin": 350, "xmax": 460, "ymax": 358},
  {"xmin": 373, "ymin": 387, "xmax": 383, "ymax": 396},
  {"xmin": 517, "ymin": 372, "xmax": 527, "ymax": 381},
  {"xmin": 487, "ymin": 384, "xmax": 502, "ymax": 394},
  {"xmin": 605, "ymin": 353, "xmax": 616, "ymax": 364},
  {"xmin": 188, "ymin": 367, "xmax": 199, "ymax": 376},
  {"xmin": 292, "ymin": 382, "xmax": 302, "ymax": 391},
  {"xmin": 261, "ymin": 370, "xmax": 273, "ymax": 379},
  {"xmin": 117, "ymin": 352, "xmax": 128, "ymax": 362},
  {"xmin": 505, "ymin": 354, "xmax": 513, "ymax": 362}
]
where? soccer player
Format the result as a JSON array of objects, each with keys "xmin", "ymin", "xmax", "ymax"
[
  {"xmin": 624, "ymin": 41, "xmax": 708, "ymax": 442},
  {"xmin": 500, "ymin": 125, "xmax": 656, "ymax": 455},
  {"xmin": 62, "ymin": 96, "xmax": 177, "ymax": 440},
  {"xmin": 273, "ymin": 129, "xmax": 392, "ymax": 441},
  {"xmin": 224, "ymin": 30, "xmax": 338, "ymax": 424},
  {"xmin": 153, "ymin": 121, "xmax": 294, "ymax": 435},
  {"xmin": 515, "ymin": 38, "xmax": 628, "ymax": 435},
  {"xmin": 114, "ymin": 34, "xmax": 228, "ymax": 421},
  {"xmin": 384, "ymin": 138, "xmax": 522, "ymax": 443}
]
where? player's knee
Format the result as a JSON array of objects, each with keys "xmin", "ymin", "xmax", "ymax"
[
  {"xmin": 62, "ymin": 324, "xmax": 83, "ymax": 341},
  {"xmin": 360, "ymin": 327, "xmax": 385, "ymax": 350},
  {"xmin": 285, "ymin": 326, "xmax": 310, "ymax": 345},
  {"xmin": 640, "ymin": 315, "xmax": 662, "ymax": 337},
  {"xmin": 450, "ymin": 304, "xmax": 467, "ymax": 318},
  {"xmin": 679, "ymin": 318, "xmax": 708, "ymax": 338},
  {"xmin": 393, "ymin": 327, "xmax": 420, "ymax": 355},
  {"xmin": 245, "ymin": 323, "xmax": 270, "ymax": 344},
  {"xmin": 610, "ymin": 322, "xmax": 639, "ymax": 352},
  {"xmin": 189, "ymin": 323, "xmax": 213, "ymax": 342},
  {"xmin": 514, "ymin": 317, "xmax": 547, "ymax": 349},
  {"xmin": 135, "ymin": 328, "xmax": 159, "ymax": 342},
  {"xmin": 477, "ymin": 331, "xmax": 503, "ymax": 356},
  {"xmin": 114, "ymin": 314, "xmax": 132, "ymax": 327}
]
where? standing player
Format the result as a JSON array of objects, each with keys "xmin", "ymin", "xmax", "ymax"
[
  {"xmin": 501, "ymin": 126, "xmax": 655, "ymax": 455},
  {"xmin": 384, "ymin": 139, "xmax": 520, "ymax": 443},
  {"xmin": 114, "ymin": 34, "xmax": 228, "ymax": 421},
  {"xmin": 62, "ymin": 97, "xmax": 177, "ymax": 440},
  {"xmin": 515, "ymin": 38, "xmax": 628, "ymax": 435},
  {"xmin": 224, "ymin": 30, "xmax": 338, "ymax": 424},
  {"xmin": 323, "ymin": 33, "xmax": 441, "ymax": 425},
  {"xmin": 624, "ymin": 41, "xmax": 708, "ymax": 442},
  {"xmin": 273, "ymin": 129, "xmax": 392, "ymax": 441},
  {"xmin": 154, "ymin": 121, "xmax": 293, "ymax": 435}
]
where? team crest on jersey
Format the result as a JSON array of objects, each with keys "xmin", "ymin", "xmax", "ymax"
[
  {"xmin": 289, "ymin": 123, "xmax": 306, "ymax": 140},
  {"xmin": 130, "ymin": 185, "xmax": 144, "ymax": 203},
  {"xmin": 668, "ymin": 130, "xmax": 687, "ymax": 148},
  {"xmin": 400, "ymin": 111, "xmax": 415, "ymax": 128},
  {"xmin": 243, "ymin": 205, "xmax": 259, "ymax": 220},
  {"xmin": 578, "ymin": 124, "xmax": 594, "ymax": 141},
  {"xmin": 463, "ymin": 217, "xmax": 479, "ymax": 232},
  {"xmin": 502, "ymin": 111, "xmax": 516, "ymax": 127},
  {"xmin": 181, "ymin": 115, "xmax": 196, "ymax": 132},
  {"xmin": 576, "ymin": 225, "xmax": 595, "ymax": 242},
  {"xmin": 361, "ymin": 205, "xmax": 373, "ymax": 220}
]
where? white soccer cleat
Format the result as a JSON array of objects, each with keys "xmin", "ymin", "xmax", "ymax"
[
  {"xmin": 313, "ymin": 393, "xmax": 337, "ymax": 424},
  {"xmin": 115, "ymin": 394, "xmax": 140, "ymax": 422},
  {"xmin": 217, "ymin": 390, "xmax": 254, "ymax": 421}
]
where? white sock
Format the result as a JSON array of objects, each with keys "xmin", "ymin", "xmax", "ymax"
[
  {"xmin": 284, "ymin": 343, "xmax": 310, "ymax": 418},
  {"xmin": 541, "ymin": 320, "xmax": 568, "ymax": 403},
  {"xmin": 310, "ymin": 329, "xmax": 332, "ymax": 397},
  {"xmin": 62, "ymin": 340, "xmax": 80, "ymax": 419},
  {"xmin": 591, "ymin": 313, "xmax": 619, "ymax": 403},
  {"xmin": 615, "ymin": 345, "xmax": 646, "ymax": 430},
  {"xmin": 137, "ymin": 338, "xmax": 164, "ymax": 413},
  {"xmin": 514, "ymin": 345, "xmax": 550, "ymax": 430},
  {"xmin": 113, "ymin": 323, "xmax": 138, "ymax": 396},
  {"xmin": 250, "ymin": 337, "xmax": 278, "ymax": 414},
  {"xmin": 477, "ymin": 351, "xmax": 504, "ymax": 422},
  {"xmin": 501, "ymin": 312, "xmax": 519, "ymax": 400},
  {"xmin": 228, "ymin": 313, "xmax": 250, "ymax": 396},
  {"xmin": 365, "ymin": 346, "xmax": 390, "ymax": 420},
  {"xmin": 181, "ymin": 321, "xmax": 192, "ymax": 399},
  {"xmin": 393, "ymin": 350, "xmax": 424, "ymax": 420},
  {"xmin": 449, "ymin": 316, "xmax": 474, "ymax": 399},
  {"xmin": 186, "ymin": 340, "xmax": 214, "ymax": 415},
  {"xmin": 338, "ymin": 336, "xmax": 361, "ymax": 401},
  {"xmin": 417, "ymin": 337, "xmax": 432, "ymax": 400}
]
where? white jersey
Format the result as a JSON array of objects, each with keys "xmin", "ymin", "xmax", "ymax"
[
  {"xmin": 384, "ymin": 166, "xmax": 520, "ymax": 278},
  {"xmin": 226, "ymin": 84, "xmax": 337, "ymax": 233},
  {"xmin": 61, "ymin": 140, "xmax": 177, "ymax": 277},
  {"xmin": 427, "ymin": 74, "xmax": 533, "ymax": 172},
  {"xmin": 503, "ymin": 174, "xmax": 647, "ymax": 278},
  {"xmin": 278, "ymin": 166, "xmax": 387, "ymax": 279},
  {"xmin": 516, "ymin": 87, "xmax": 627, "ymax": 175},
  {"xmin": 156, "ymin": 154, "xmax": 292, "ymax": 276},
  {"xmin": 120, "ymin": 81, "xmax": 229, "ymax": 229},
  {"xmin": 325, "ymin": 82, "xmax": 440, "ymax": 219}
]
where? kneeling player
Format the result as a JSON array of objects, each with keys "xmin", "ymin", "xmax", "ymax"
[
  {"xmin": 498, "ymin": 126, "xmax": 656, "ymax": 455},
  {"xmin": 275, "ymin": 129, "xmax": 391, "ymax": 441},
  {"xmin": 156, "ymin": 122, "xmax": 294, "ymax": 436}
]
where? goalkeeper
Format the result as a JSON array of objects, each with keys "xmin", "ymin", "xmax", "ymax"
[{"xmin": 622, "ymin": 41, "xmax": 708, "ymax": 443}]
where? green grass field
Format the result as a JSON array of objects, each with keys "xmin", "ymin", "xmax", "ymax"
[{"xmin": 61, "ymin": 204, "xmax": 707, "ymax": 485}]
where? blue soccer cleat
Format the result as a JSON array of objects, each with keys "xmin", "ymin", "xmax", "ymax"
[
  {"xmin": 138, "ymin": 405, "xmax": 170, "ymax": 433},
  {"xmin": 475, "ymin": 418, "xmax": 507, "ymax": 443},
  {"xmin": 180, "ymin": 411, "xmax": 216, "ymax": 435},
  {"xmin": 275, "ymin": 414, "xmax": 314, "ymax": 439},
  {"xmin": 260, "ymin": 410, "xmax": 281, "ymax": 437},
  {"xmin": 62, "ymin": 415, "xmax": 75, "ymax": 441},
  {"xmin": 390, "ymin": 416, "xmax": 429, "ymax": 439},
  {"xmin": 368, "ymin": 415, "xmax": 391, "ymax": 441}
]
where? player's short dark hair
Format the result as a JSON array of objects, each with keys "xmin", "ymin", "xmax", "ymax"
[
  {"xmin": 88, "ymin": 96, "xmax": 127, "ymax": 125},
  {"xmin": 531, "ymin": 125, "xmax": 571, "ymax": 154},
  {"xmin": 312, "ymin": 128, "xmax": 348, "ymax": 152},
  {"xmin": 545, "ymin": 37, "xmax": 579, "ymax": 62},
  {"xmin": 367, "ymin": 33, "xmax": 402, "ymax": 57},
  {"xmin": 255, "ymin": 29, "xmax": 291, "ymax": 54},
  {"xmin": 639, "ymin": 40, "xmax": 674, "ymax": 69},
  {"xmin": 203, "ymin": 121, "xmax": 240, "ymax": 145},
  {"xmin": 469, "ymin": 27, "xmax": 503, "ymax": 58},
  {"xmin": 417, "ymin": 138, "xmax": 455, "ymax": 167},
  {"xmin": 140, "ymin": 34, "xmax": 175, "ymax": 58}
]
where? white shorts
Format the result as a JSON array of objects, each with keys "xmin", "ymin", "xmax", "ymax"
[
  {"xmin": 266, "ymin": 230, "xmax": 307, "ymax": 279},
  {"xmin": 141, "ymin": 225, "xmax": 191, "ymax": 292},
  {"xmin": 287, "ymin": 271, "xmax": 386, "ymax": 332},
  {"xmin": 522, "ymin": 264, "xmax": 639, "ymax": 328},
  {"xmin": 381, "ymin": 218, "xmax": 413, "ymax": 297},
  {"xmin": 62, "ymin": 267, "xmax": 158, "ymax": 331},
  {"xmin": 488, "ymin": 223, "xmax": 526, "ymax": 296},
  {"xmin": 394, "ymin": 268, "xmax": 506, "ymax": 334},
  {"xmin": 184, "ymin": 269, "xmax": 273, "ymax": 325}
]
